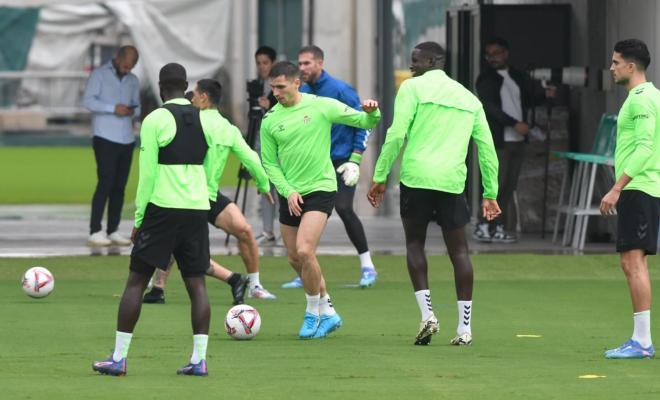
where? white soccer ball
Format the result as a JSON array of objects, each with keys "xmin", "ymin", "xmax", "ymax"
[
  {"xmin": 224, "ymin": 304, "xmax": 261, "ymax": 340},
  {"xmin": 21, "ymin": 266, "xmax": 55, "ymax": 298}
]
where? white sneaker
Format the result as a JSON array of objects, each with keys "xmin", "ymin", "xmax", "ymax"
[
  {"xmin": 414, "ymin": 315, "xmax": 439, "ymax": 345},
  {"xmin": 108, "ymin": 231, "xmax": 132, "ymax": 246},
  {"xmin": 472, "ymin": 223, "xmax": 492, "ymax": 243},
  {"xmin": 255, "ymin": 232, "xmax": 277, "ymax": 246},
  {"xmin": 248, "ymin": 285, "xmax": 277, "ymax": 300},
  {"xmin": 87, "ymin": 231, "xmax": 111, "ymax": 247},
  {"xmin": 491, "ymin": 225, "xmax": 517, "ymax": 244},
  {"xmin": 450, "ymin": 332, "xmax": 473, "ymax": 346}
]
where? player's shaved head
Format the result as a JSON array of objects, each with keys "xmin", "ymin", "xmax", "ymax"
[
  {"xmin": 413, "ymin": 42, "xmax": 445, "ymax": 64},
  {"xmin": 410, "ymin": 41, "xmax": 445, "ymax": 77}
]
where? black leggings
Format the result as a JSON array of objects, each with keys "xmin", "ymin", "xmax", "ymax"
[{"xmin": 335, "ymin": 188, "xmax": 369, "ymax": 254}]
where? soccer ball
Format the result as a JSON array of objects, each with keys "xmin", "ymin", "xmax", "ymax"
[
  {"xmin": 21, "ymin": 266, "xmax": 55, "ymax": 298},
  {"xmin": 224, "ymin": 304, "xmax": 261, "ymax": 340}
]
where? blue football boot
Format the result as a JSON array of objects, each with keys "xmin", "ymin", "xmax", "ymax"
[
  {"xmin": 176, "ymin": 359, "xmax": 208, "ymax": 376},
  {"xmin": 92, "ymin": 356, "xmax": 127, "ymax": 376},
  {"xmin": 299, "ymin": 312, "xmax": 320, "ymax": 339},
  {"xmin": 312, "ymin": 313, "xmax": 343, "ymax": 338},
  {"xmin": 605, "ymin": 339, "xmax": 655, "ymax": 359},
  {"xmin": 282, "ymin": 276, "xmax": 303, "ymax": 289},
  {"xmin": 359, "ymin": 267, "xmax": 378, "ymax": 288}
]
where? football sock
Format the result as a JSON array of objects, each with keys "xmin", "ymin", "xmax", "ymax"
[
  {"xmin": 190, "ymin": 334, "xmax": 208, "ymax": 364},
  {"xmin": 457, "ymin": 300, "xmax": 472, "ymax": 335},
  {"xmin": 113, "ymin": 331, "xmax": 133, "ymax": 362},
  {"xmin": 359, "ymin": 251, "xmax": 375, "ymax": 269},
  {"xmin": 305, "ymin": 293, "xmax": 320, "ymax": 315},
  {"xmin": 632, "ymin": 310, "xmax": 652, "ymax": 348},
  {"xmin": 414, "ymin": 290, "xmax": 434, "ymax": 321},
  {"xmin": 320, "ymin": 294, "xmax": 337, "ymax": 316},
  {"xmin": 227, "ymin": 273, "xmax": 241, "ymax": 286},
  {"xmin": 247, "ymin": 272, "xmax": 261, "ymax": 289}
]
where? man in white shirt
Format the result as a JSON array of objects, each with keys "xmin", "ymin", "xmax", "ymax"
[{"xmin": 473, "ymin": 37, "xmax": 554, "ymax": 243}]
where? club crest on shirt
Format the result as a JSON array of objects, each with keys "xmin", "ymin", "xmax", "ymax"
[
  {"xmin": 303, "ymin": 115, "xmax": 311, "ymax": 125},
  {"xmin": 277, "ymin": 124, "xmax": 285, "ymax": 132}
]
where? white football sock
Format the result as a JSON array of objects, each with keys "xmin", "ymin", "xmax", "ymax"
[
  {"xmin": 320, "ymin": 294, "xmax": 337, "ymax": 316},
  {"xmin": 359, "ymin": 251, "xmax": 375, "ymax": 268},
  {"xmin": 247, "ymin": 272, "xmax": 261, "ymax": 289},
  {"xmin": 632, "ymin": 310, "xmax": 652, "ymax": 348},
  {"xmin": 112, "ymin": 331, "xmax": 133, "ymax": 362},
  {"xmin": 414, "ymin": 290, "xmax": 434, "ymax": 321},
  {"xmin": 305, "ymin": 293, "xmax": 320, "ymax": 315},
  {"xmin": 190, "ymin": 334, "xmax": 208, "ymax": 364},
  {"xmin": 457, "ymin": 300, "xmax": 472, "ymax": 335}
]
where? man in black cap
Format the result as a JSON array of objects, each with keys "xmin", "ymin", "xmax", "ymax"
[{"xmin": 93, "ymin": 63, "xmax": 224, "ymax": 377}]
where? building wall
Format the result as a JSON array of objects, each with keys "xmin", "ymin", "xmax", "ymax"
[
  {"xmin": 226, "ymin": 0, "xmax": 258, "ymax": 131},
  {"xmin": 605, "ymin": 0, "xmax": 660, "ymax": 112},
  {"xmin": 225, "ymin": 0, "xmax": 378, "ymax": 129}
]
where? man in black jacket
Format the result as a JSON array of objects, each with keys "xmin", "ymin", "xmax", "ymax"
[
  {"xmin": 473, "ymin": 37, "xmax": 554, "ymax": 243},
  {"xmin": 253, "ymin": 45, "xmax": 280, "ymax": 245}
]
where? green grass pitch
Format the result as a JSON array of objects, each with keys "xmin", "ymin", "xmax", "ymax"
[
  {"xmin": 1, "ymin": 254, "xmax": 660, "ymax": 399},
  {"xmin": 0, "ymin": 147, "xmax": 242, "ymax": 204}
]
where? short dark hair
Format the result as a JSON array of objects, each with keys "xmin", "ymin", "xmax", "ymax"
[
  {"xmin": 159, "ymin": 63, "xmax": 187, "ymax": 83},
  {"xmin": 269, "ymin": 61, "xmax": 301, "ymax": 80},
  {"xmin": 298, "ymin": 45, "xmax": 324, "ymax": 60},
  {"xmin": 414, "ymin": 41, "xmax": 445, "ymax": 60},
  {"xmin": 196, "ymin": 79, "xmax": 222, "ymax": 105},
  {"xmin": 255, "ymin": 46, "xmax": 277, "ymax": 62},
  {"xmin": 484, "ymin": 37, "xmax": 510, "ymax": 51},
  {"xmin": 184, "ymin": 91, "xmax": 194, "ymax": 101},
  {"xmin": 614, "ymin": 39, "xmax": 651, "ymax": 70}
]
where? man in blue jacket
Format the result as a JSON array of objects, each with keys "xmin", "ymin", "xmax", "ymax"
[{"xmin": 280, "ymin": 45, "xmax": 378, "ymax": 289}]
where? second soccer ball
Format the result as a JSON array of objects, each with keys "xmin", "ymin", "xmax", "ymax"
[
  {"xmin": 224, "ymin": 304, "xmax": 261, "ymax": 340},
  {"xmin": 21, "ymin": 266, "xmax": 55, "ymax": 298}
]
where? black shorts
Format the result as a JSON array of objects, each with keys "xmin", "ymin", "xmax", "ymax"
[
  {"xmin": 278, "ymin": 191, "xmax": 336, "ymax": 227},
  {"xmin": 616, "ymin": 190, "xmax": 660, "ymax": 255},
  {"xmin": 207, "ymin": 192, "xmax": 233, "ymax": 225},
  {"xmin": 400, "ymin": 183, "xmax": 470, "ymax": 230},
  {"xmin": 130, "ymin": 203, "xmax": 210, "ymax": 277}
]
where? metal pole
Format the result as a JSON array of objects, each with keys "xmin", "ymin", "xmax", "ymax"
[
  {"xmin": 308, "ymin": 0, "xmax": 314, "ymax": 45},
  {"xmin": 376, "ymin": 0, "xmax": 394, "ymax": 216}
]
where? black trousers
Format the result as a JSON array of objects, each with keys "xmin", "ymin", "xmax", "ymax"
[
  {"xmin": 479, "ymin": 141, "xmax": 525, "ymax": 228},
  {"xmin": 90, "ymin": 136, "xmax": 134, "ymax": 234}
]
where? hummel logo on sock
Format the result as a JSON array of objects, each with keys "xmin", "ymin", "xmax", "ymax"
[{"xmin": 463, "ymin": 305, "xmax": 471, "ymax": 325}]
